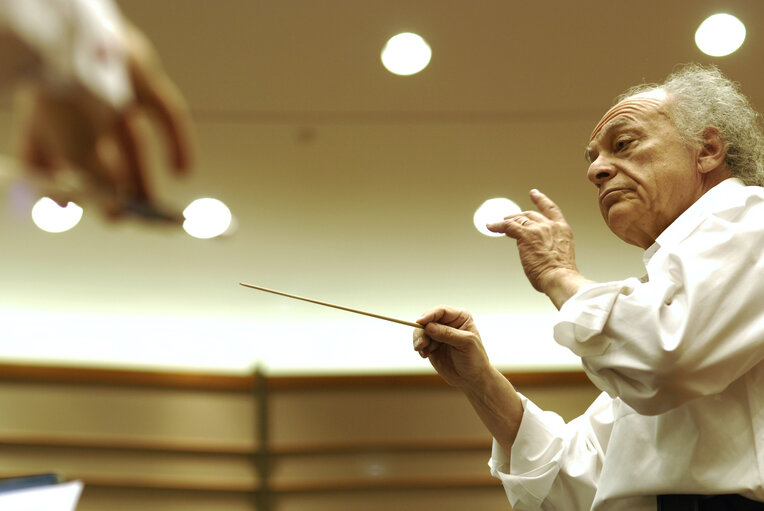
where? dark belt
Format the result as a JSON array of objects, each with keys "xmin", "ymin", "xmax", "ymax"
[{"xmin": 658, "ymin": 494, "xmax": 764, "ymax": 511}]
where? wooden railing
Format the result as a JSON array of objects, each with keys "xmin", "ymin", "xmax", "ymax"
[{"xmin": 0, "ymin": 363, "xmax": 597, "ymax": 510}]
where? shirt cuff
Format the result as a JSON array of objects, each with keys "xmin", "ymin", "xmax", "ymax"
[{"xmin": 488, "ymin": 395, "xmax": 565, "ymax": 510}]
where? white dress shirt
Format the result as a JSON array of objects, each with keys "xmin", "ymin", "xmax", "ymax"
[{"xmin": 490, "ymin": 178, "xmax": 764, "ymax": 511}]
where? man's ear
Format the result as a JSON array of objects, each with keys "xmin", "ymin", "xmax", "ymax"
[{"xmin": 697, "ymin": 126, "xmax": 727, "ymax": 175}]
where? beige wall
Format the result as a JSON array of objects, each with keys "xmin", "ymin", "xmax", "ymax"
[{"xmin": 0, "ymin": 365, "xmax": 599, "ymax": 510}]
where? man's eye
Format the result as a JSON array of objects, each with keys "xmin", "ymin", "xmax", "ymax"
[{"xmin": 615, "ymin": 138, "xmax": 632, "ymax": 151}]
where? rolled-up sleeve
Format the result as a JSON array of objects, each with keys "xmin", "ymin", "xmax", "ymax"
[{"xmin": 489, "ymin": 393, "xmax": 613, "ymax": 511}]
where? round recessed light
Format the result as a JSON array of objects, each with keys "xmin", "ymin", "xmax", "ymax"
[
  {"xmin": 31, "ymin": 197, "xmax": 83, "ymax": 233},
  {"xmin": 695, "ymin": 13, "xmax": 746, "ymax": 57},
  {"xmin": 381, "ymin": 32, "xmax": 432, "ymax": 76},
  {"xmin": 473, "ymin": 198, "xmax": 521, "ymax": 237},
  {"xmin": 182, "ymin": 198, "xmax": 232, "ymax": 239}
]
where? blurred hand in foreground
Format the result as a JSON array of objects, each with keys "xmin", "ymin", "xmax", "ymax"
[{"xmin": 15, "ymin": 22, "xmax": 193, "ymax": 221}]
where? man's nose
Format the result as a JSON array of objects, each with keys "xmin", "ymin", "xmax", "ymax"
[{"xmin": 587, "ymin": 156, "xmax": 617, "ymax": 185}]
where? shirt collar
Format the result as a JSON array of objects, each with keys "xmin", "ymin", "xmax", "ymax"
[{"xmin": 643, "ymin": 177, "xmax": 745, "ymax": 263}]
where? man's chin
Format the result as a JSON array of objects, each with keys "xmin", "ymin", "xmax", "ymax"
[
  {"xmin": 604, "ymin": 213, "xmax": 654, "ymax": 248},
  {"xmin": 603, "ymin": 207, "xmax": 638, "ymax": 238}
]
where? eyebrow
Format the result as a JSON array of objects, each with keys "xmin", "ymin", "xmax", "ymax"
[{"xmin": 584, "ymin": 118, "xmax": 633, "ymax": 163}]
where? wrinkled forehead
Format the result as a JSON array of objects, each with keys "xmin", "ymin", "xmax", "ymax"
[{"xmin": 589, "ymin": 88, "xmax": 668, "ymax": 142}]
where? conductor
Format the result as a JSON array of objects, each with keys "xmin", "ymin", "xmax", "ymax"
[{"xmin": 413, "ymin": 64, "xmax": 764, "ymax": 511}]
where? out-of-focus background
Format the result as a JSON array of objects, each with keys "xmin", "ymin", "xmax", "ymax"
[
  {"xmin": 2, "ymin": 0, "xmax": 761, "ymax": 374},
  {"xmin": 0, "ymin": 2, "xmax": 760, "ymax": 509}
]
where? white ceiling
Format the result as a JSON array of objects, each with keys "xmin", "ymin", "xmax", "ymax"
[{"xmin": 0, "ymin": 0, "xmax": 762, "ymax": 374}]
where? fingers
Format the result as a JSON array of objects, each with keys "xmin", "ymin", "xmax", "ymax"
[
  {"xmin": 412, "ymin": 328, "xmax": 439, "ymax": 358},
  {"xmin": 413, "ymin": 305, "xmax": 477, "ymax": 358},
  {"xmin": 416, "ymin": 305, "xmax": 470, "ymax": 327},
  {"xmin": 414, "ymin": 306, "xmax": 451, "ymax": 358},
  {"xmin": 486, "ymin": 214, "xmax": 524, "ymax": 237},
  {"xmin": 486, "ymin": 209, "xmax": 537, "ymax": 237},
  {"xmin": 132, "ymin": 71, "xmax": 193, "ymax": 174},
  {"xmin": 125, "ymin": 24, "xmax": 193, "ymax": 175},
  {"xmin": 485, "ymin": 189, "xmax": 566, "ymax": 236},
  {"xmin": 529, "ymin": 188, "xmax": 565, "ymax": 221},
  {"xmin": 19, "ymin": 126, "xmax": 59, "ymax": 179},
  {"xmin": 144, "ymin": 78, "xmax": 194, "ymax": 173},
  {"xmin": 97, "ymin": 92, "xmax": 188, "ymax": 209},
  {"xmin": 16, "ymin": 93, "xmax": 60, "ymax": 179},
  {"xmin": 111, "ymin": 112, "xmax": 151, "ymax": 202},
  {"xmin": 423, "ymin": 321, "xmax": 478, "ymax": 348}
]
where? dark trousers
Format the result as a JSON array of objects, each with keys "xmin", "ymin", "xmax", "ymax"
[{"xmin": 658, "ymin": 494, "xmax": 764, "ymax": 511}]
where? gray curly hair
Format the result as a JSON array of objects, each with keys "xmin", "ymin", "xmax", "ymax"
[{"xmin": 617, "ymin": 63, "xmax": 764, "ymax": 186}]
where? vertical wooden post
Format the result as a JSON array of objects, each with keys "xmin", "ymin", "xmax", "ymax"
[{"xmin": 253, "ymin": 365, "xmax": 271, "ymax": 511}]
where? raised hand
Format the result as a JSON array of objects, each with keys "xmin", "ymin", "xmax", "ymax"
[{"xmin": 487, "ymin": 189, "xmax": 592, "ymax": 308}]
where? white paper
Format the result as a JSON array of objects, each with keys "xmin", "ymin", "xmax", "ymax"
[{"xmin": 0, "ymin": 481, "xmax": 83, "ymax": 511}]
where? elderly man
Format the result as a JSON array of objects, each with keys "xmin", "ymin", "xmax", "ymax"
[{"xmin": 413, "ymin": 64, "xmax": 764, "ymax": 511}]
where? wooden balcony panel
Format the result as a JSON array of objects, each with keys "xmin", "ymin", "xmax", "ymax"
[
  {"xmin": 77, "ymin": 486, "xmax": 257, "ymax": 511},
  {"xmin": 0, "ymin": 432, "xmax": 255, "ymax": 455},
  {"xmin": 268, "ymin": 386, "xmax": 488, "ymax": 447},
  {"xmin": 269, "ymin": 485, "xmax": 510, "ymax": 511},
  {"xmin": 0, "ymin": 364, "xmax": 255, "ymax": 391},
  {"xmin": 270, "ymin": 437, "xmax": 491, "ymax": 456},
  {"xmin": 269, "ymin": 448, "xmax": 495, "ymax": 490},
  {"xmin": 0, "ymin": 382, "xmax": 257, "ymax": 447},
  {"xmin": 0, "ymin": 363, "xmax": 588, "ymax": 390},
  {"xmin": 0, "ymin": 444, "xmax": 258, "ymax": 491}
]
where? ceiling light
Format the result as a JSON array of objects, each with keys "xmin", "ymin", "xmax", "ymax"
[
  {"xmin": 473, "ymin": 198, "xmax": 521, "ymax": 237},
  {"xmin": 182, "ymin": 198, "xmax": 232, "ymax": 239},
  {"xmin": 381, "ymin": 32, "xmax": 431, "ymax": 76},
  {"xmin": 31, "ymin": 197, "xmax": 83, "ymax": 233},
  {"xmin": 695, "ymin": 13, "xmax": 746, "ymax": 57}
]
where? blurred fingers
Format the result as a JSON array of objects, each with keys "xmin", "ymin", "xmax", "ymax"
[
  {"xmin": 125, "ymin": 25, "xmax": 193, "ymax": 175},
  {"xmin": 143, "ymin": 78, "xmax": 193, "ymax": 173},
  {"xmin": 103, "ymin": 113, "xmax": 153, "ymax": 202},
  {"xmin": 20, "ymin": 133, "xmax": 58, "ymax": 179},
  {"xmin": 17, "ymin": 104, "xmax": 60, "ymax": 179}
]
